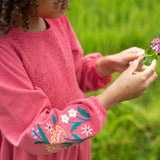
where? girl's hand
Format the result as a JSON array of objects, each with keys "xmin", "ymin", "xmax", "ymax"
[
  {"xmin": 96, "ymin": 59, "xmax": 157, "ymax": 109},
  {"xmin": 96, "ymin": 47, "xmax": 145, "ymax": 77}
]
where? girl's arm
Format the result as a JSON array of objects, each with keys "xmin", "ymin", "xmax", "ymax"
[
  {"xmin": 65, "ymin": 15, "xmax": 112, "ymax": 92},
  {"xmin": 0, "ymin": 46, "xmax": 107, "ymax": 155}
]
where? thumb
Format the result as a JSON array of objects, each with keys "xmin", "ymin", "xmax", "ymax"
[{"xmin": 127, "ymin": 59, "xmax": 139, "ymax": 73}]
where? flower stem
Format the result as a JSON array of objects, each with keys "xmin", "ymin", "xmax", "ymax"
[
  {"xmin": 33, "ymin": 130, "xmax": 45, "ymax": 142},
  {"xmin": 76, "ymin": 116, "xmax": 90, "ymax": 121},
  {"xmin": 144, "ymin": 54, "xmax": 155, "ymax": 57}
]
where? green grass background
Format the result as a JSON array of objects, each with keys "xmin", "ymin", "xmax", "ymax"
[{"xmin": 66, "ymin": 0, "xmax": 160, "ymax": 159}]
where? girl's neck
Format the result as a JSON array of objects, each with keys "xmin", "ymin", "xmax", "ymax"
[{"xmin": 18, "ymin": 17, "xmax": 49, "ymax": 33}]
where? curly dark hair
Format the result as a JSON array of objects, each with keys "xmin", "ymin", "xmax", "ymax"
[{"xmin": 0, "ymin": 0, "xmax": 38, "ymax": 34}]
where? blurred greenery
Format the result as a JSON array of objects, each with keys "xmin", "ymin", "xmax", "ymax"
[{"xmin": 66, "ymin": 0, "xmax": 160, "ymax": 160}]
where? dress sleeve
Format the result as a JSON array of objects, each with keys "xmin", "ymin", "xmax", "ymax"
[
  {"xmin": 0, "ymin": 45, "xmax": 107, "ymax": 155},
  {"xmin": 64, "ymin": 14, "xmax": 112, "ymax": 92}
]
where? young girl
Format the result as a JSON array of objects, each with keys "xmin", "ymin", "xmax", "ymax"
[{"xmin": 0, "ymin": 0, "xmax": 157, "ymax": 160}]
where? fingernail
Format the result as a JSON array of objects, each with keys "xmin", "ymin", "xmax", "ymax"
[
  {"xmin": 129, "ymin": 61, "xmax": 133, "ymax": 65},
  {"xmin": 137, "ymin": 51, "xmax": 144, "ymax": 56},
  {"xmin": 134, "ymin": 59, "xmax": 138, "ymax": 63}
]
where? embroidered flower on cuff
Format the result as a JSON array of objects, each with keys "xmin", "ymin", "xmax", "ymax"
[
  {"xmin": 81, "ymin": 124, "xmax": 93, "ymax": 137},
  {"xmin": 61, "ymin": 114, "xmax": 69, "ymax": 123},
  {"xmin": 31, "ymin": 128, "xmax": 40, "ymax": 139},
  {"xmin": 68, "ymin": 109, "xmax": 77, "ymax": 117},
  {"xmin": 44, "ymin": 121, "xmax": 53, "ymax": 134}
]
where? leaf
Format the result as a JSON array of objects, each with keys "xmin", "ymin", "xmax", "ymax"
[
  {"xmin": 67, "ymin": 143, "xmax": 73, "ymax": 148},
  {"xmin": 78, "ymin": 140, "xmax": 85, "ymax": 144},
  {"xmin": 145, "ymin": 47, "xmax": 154, "ymax": 55},
  {"xmin": 71, "ymin": 134, "xmax": 80, "ymax": 140},
  {"xmin": 61, "ymin": 143, "xmax": 73, "ymax": 148},
  {"xmin": 142, "ymin": 56, "xmax": 151, "ymax": 65},
  {"xmin": 37, "ymin": 124, "xmax": 50, "ymax": 144},
  {"xmin": 142, "ymin": 55, "xmax": 158, "ymax": 66},
  {"xmin": 142, "ymin": 57, "xmax": 149, "ymax": 63},
  {"xmin": 34, "ymin": 141, "xmax": 47, "ymax": 144},
  {"xmin": 62, "ymin": 143, "xmax": 73, "ymax": 145},
  {"xmin": 153, "ymin": 54, "xmax": 158, "ymax": 60},
  {"xmin": 52, "ymin": 114, "xmax": 56, "ymax": 124},
  {"xmin": 78, "ymin": 107, "xmax": 90, "ymax": 118},
  {"xmin": 156, "ymin": 32, "xmax": 160, "ymax": 38},
  {"xmin": 71, "ymin": 122, "xmax": 81, "ymax": 132}
]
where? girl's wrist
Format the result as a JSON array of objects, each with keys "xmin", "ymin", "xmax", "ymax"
[
  {"xmin": 96, "ymin": 56, "xmax": 117, "ymax": 77},
  {"xmin": 96, "ymin": 84, "xmax": 120, "ymax": 110}
]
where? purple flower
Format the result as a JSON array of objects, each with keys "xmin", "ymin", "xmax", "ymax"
[{"xmin": 151, "ymin": 38, "xmax": 160, "ymax": 53}]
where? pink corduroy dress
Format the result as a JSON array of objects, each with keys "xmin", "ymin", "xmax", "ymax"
[{"xmin": 0, "ymin": 13, "xmax": 112, "ymax": 160}]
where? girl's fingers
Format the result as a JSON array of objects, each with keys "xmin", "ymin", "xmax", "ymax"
[
  {"xmin": 138, "ymin": 56, "xmax": 144, "ymax": 62},
  {"xmin": 142, "ymin": 65, "xmax": 147, "ymax": 71},
  {"xmin": 128, "ymin": 47, "xmax": 144, "ymax": 57},
  {"xmin": 122, "ymin": 47, "xmax": 144, "ymax": 62},
  {"xmin": 127, "ymin": 59, "xmax": 139, "ymax": 73},
  {"xmin": 129, "ymin": 56, "xmax": 143, "ymax": 66},
  {"xmin": 142, "ymin": 59, "xmax": 157, "ymax": 78},
  {"xmin": 129, "ymin": 61, "xmax": 133, "ymax": 65},
  {"xmin": 146, "ymin": 72, "xmax": 158, "ymax": 85},
  {"xmin": 136, "ymin": 57, "xmax": 144, "ymax": 71}
]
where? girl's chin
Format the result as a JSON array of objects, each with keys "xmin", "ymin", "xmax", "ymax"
[
  {"xmin": 39, "ymin": 13, "xmax": 64, "ymax": 19},
  {"xmin": 49, "ymin": 12, "xmax": 64, "ymax": 19}
]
